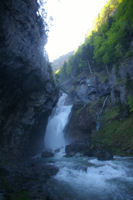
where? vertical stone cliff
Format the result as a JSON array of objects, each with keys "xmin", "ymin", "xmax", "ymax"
[{"xmin": 0, "ymin": 0, "xmax": 58, "ymax": 160}]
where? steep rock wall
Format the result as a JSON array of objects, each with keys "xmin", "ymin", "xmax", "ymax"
[
  {"xmin": 0, "ymin": 0, "xmax": 58, "ymax": 161},
  {"xmin": 64, "ymin": 58, "xmax": 133, "ymax": 155},
  {"xmin": 65, "ymin": 104, "xmax": 96, "ymax": 143}
]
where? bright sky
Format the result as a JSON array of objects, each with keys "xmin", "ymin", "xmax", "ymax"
[{"xmin": 45, "ymin": 0, "xmax": 107, "ymax": 62}]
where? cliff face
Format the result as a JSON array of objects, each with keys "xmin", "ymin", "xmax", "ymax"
[
  {"xmin": 64, "ymin": 58, "xmax": 133, "ymax": 156},
  {"xmin": 0, "ymin": 0, "xmax": 58, "ymax": 161}
]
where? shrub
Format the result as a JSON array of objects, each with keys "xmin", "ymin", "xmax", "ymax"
[{"xmin": 128, "ymin": 96, "xmax": 133, "ymax": 112}]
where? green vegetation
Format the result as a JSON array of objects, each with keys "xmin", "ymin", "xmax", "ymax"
[
  {"xmin": 56, "ymin": 0, "xmax": 133, "ymax": 157},
  {"xmin": 76, "ymin": 106, "xmax": 84, "ymax": 115},
  {"xmin": 56, "ymin": 41, "xmax": 93, "ymax": 79},
  {"xmin": 128, "ymin": 96, "xmax": 133, "ymax": 113},
  {"xmin": 92, "ymin": 106, "xmax": 133, "ymax": 156},
  {"xmin": 57, "ymin": 0, "xmax": 133, "ymax": 79},
  {"xmin": 91, "ymin": 0, "xmax": 133, "ymax": 64},
  {"xmin": 88, "ymin": 99, "xmax": 103, "ymax": 114},
  {"xmin": 102, "ymin": 106, "xmax": 120, "ymax": 121},
  {"xmin": 10, "ymin": 191, "xmax": 31, "ymax": 200}
]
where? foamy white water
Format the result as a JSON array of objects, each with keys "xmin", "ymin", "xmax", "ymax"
[
  {"xmin": 44, "ymin": 94, "xmax": 72, "ymax": 151},
  {"xmin": 45, "ymin": 155, "xmax": 133, "ymax": 200},
  {"xmin": 43, "ymin": 94, "xmax": 133, "ymax": 200}
]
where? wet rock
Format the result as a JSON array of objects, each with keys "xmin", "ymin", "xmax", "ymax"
[
  {"xmin": 65, "ymin": 143, "xmax": 92, "ymax": 157},
  {"xmin": 0, "ymin": 167, "xmax": 10, "ymax": 177},
  {"xmin": 0, "ymin": 193, "xmax": 4, "ymax": 200},
  {"xmin": 54, "ymin": 148, "xmax": 61, "ymax": 153},
  {"xmin": 64, "ymin": 152, "xmax": 76, "ymax": 157},
  {"xmin": 65, "ymin": 143, "xmax": 113, "ymax": 160},
  {"xmin": 74, "ymin": 166, "xmax": 88, "ymax": 172},
  {"xmin": 42, "ymin": 164, "xmax": 59, "ymax": 179},
  {"xmin": 94, "ymin": 149, "xmax": 113, "ymax": 161},
  {"xmin": 41, "ymin": 151, "xmax": 54, "ymax": 158}
]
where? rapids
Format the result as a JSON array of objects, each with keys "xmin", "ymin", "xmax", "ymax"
[{"xmin": 44, "ymin": 94, "xmax": 133, "ymax": 200}]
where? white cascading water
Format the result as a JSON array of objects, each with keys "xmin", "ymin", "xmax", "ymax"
[
  {"xmin": 45, "ymin": 156, "xmax": 133, "ymax": 200},
  {"xmin": 96, "ymin": 96, "xmax": 108, "ymax": 131},
  {"xmin": 44, "ymin": 93, "xmax": 72, "ymax": 151},
  {"xmin": 43, "ymin": 94, "xmax": 133, "ymax": 200}
]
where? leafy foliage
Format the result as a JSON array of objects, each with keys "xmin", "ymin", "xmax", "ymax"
[
  {"xmin": 128, "ymin": 96, "xmax": 133, "ymax": 113},
  {"xmin": 92, "ymin": 106, "xmax": 133, "ymax": 156},
  {"xmin": 57, "ymin": 41, "xmax": 94, "ymax": 79},
  {"xmin": 10, "ymin": 191, "xmax": 31, "ymax": 200},
  {"xmin": 91, "ymin": 0, "xmax": 133, "ymax": 64},
  {"xmin": 57, "ymin": 0, "xmax": 133, "ymax": 79}
]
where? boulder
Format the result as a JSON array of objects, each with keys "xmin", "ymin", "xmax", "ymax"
[
  {"xmin": 41, "ymin": 151, "xmax": 54, "ymax": 158},
  {"xmin": 54, "ymin": 148, "xmax": 61, "ymax": 153},
  {"xmin": 94, "ymin": 149, "xmax": 113, "ymax": 161},
  {"xmin": 65, "ymin": 143, "xmax": 113, "ymax": 160},
  {"xmin": 42, "ymin": 164, "xmax": 59, "ymax": 179},
  {"xmin": 65, "ymin": 143, "xmax": 92, "ymax": 157}
]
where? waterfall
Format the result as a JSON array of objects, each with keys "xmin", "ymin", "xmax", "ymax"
[
  {"xmin": 44, "ymin": 93, "xmax": 72, "ymax": 151},
  {"xmin": 96, "ymin": 96, "xmax": 108, "ymax": 131}
]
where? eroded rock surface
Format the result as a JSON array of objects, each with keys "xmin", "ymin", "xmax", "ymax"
[
  {"xmin": 0, "ymin": 0, "xmax": 58, "ymax": 161},
  {"xmin": 65, "ymin": 103, "xmax": 96, "ymax": 143},
  {"xmin": 0, "ymin": 159, "xmax": 59, "ymax": 200}
]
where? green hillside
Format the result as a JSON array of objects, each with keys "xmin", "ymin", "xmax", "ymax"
[{"xmin": 57, "ymin": 0, "xmax": 133, "ymax": 78}]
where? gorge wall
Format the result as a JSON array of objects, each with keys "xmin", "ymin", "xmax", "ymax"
[
  {"xmin": 0, "ymin": 0, "xmax": 58, "ymax": 162},
  {"xmin": 63, "ymin": 58, "xmax": 133, "ymax": 156},
  {"xmin": 56, "ymin": 0, "xmax": 133, "ymax": 156}
]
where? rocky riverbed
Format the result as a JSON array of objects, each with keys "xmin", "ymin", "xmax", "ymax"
[{"xmin": 0, "ymin": 157, "xmax": 59, "ymax": 200}]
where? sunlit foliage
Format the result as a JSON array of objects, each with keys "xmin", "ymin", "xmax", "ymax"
[
  {"xmin": 91, "ymin": 0, "xmax": 133, "ymax": 64},
  {"xmin": 58, "ymin": 0, "xmax": 133, "ymax": 78}
]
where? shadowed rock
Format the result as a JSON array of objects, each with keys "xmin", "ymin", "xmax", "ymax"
[
  {"xmin": 0, "ymin": 0, "xmax": 58, "ymax": 161},
  {"xmin": 41, "ymin": 151, "xmax": 54, "ymax": 158}
]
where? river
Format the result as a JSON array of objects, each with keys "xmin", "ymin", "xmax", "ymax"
[{"xmin": 43, "ymin": 94, "xmax": 133, "ymax": 200}]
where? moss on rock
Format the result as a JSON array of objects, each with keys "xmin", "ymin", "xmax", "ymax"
[{"xmin": 92, "ymin": 105, "xmax": 133, "ymax": 156}]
